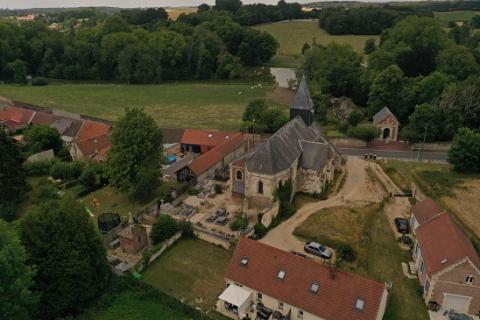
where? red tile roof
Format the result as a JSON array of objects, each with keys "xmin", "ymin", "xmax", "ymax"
[
  {"xmin": 412, "ymin": 198, "xmax": 445, "ymax": 225},
  {"xmin": 188, "ymin": 133, "xmax": 245, "ymax": 176},
  {"xmin": 75, "ymin": 120, "xmax": 112, "ymax": 142},
  {"xmin": 416, "ymin": 213, "xmax": 480, "ymax": 275},
  {"xmin": 75, "ymin": 134, "xmax": 111, "ymax": 161},
  {"xmin": 31, "ymin": 111, "xmax": 55, "ymax": 126},
  {"xmin": 227, "ymin": 238, "xmax": 386, "ymax": 320},
  {"xmin": 181, "ymin": 128, "xmax": 238, "ymax": 147},
  {"xmin": 0, "ymin": 107, "xmax": 34, "ymax": 128}
]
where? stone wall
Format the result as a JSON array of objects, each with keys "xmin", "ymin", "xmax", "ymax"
[{"xmin": 329, "ymin": 137, "xmax": 367, "ymax": 148}]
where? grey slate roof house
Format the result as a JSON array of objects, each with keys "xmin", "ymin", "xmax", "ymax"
[{"xmin": 231, "ymin": 76, "xmax": 341, "ymax": 209}]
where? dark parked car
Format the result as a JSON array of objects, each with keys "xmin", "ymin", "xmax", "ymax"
[
  {"xmin": 394, "ymin": 218, "xmax": 410, "ymax": 234},
  {"xmin": 449, "ymin": 313, "xmax": 473, "ymax": 320},
  {"xmin": 304, "ymin": 241, "xmax": 332, "ymax": 259},
  {"xmin": 399, "ymin": 234, "xmax": 412, "ymax": 245}
]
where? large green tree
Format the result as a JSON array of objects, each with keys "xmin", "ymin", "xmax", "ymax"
[
  {"xmin": 0, "ymin": 220, "xmax": 37, "ymax": 319},
  {"xmin": 303, "ymin": 43, "xmax": 364, "ymax": 100},
  {"xmin": 107, "ymin": 108, "xmax": 163, "ymax": 197},
  {"xmin": 380, "ymin": 16, "xmax": 450, "ymax": 76},
  {"xmin": 448, "ymin": 128, "xmax": 480, "ymax": 173},
  {"xmin": 0, "ymin": 131, "xmax": 27, "ymax": 221},
  {"xmin": 23, "ymin": 125, "xmax": 63, "ymax": 154},
  {"xmin": 19, "ymin": 196, "xmax": 110, "ymax": 319},
  {"xmin": 436, "ymin": 45, "xmax": 479, "ymax": 81},
  {"xmin": 367, "ymin": 64, "xmax": 417, "ymax": 122}
]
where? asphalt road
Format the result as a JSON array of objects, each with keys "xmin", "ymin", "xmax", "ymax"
[{"xmin": 338, "ymin": 147, "xmax": 448, "ymax": 163}]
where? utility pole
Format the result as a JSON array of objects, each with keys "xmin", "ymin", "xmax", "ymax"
[
  {"xmin": 252, "ymin": 118, "xmax": 256, "ymax": 149},
  {"xmin": 416, "ymin": 123, "xmax": 429, "ymax": 162}
]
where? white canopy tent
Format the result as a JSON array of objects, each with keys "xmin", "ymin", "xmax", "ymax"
[{"xmin": 218, "ymin": 284, "xmax": 252, "ymax": 316}]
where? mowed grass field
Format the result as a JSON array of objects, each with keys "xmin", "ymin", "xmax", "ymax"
[
  {"xmin": 294, "ymin": 203, "xmax": 428, "ymax": 320},
  {"xmin": 142, "ymin": 239, "xmax": 231, "ymax": 312},
  {"xmin": 0, "ymin": 82, "xmax": 285, "ymax": 130},
  {"xmin": 254, "ymin": 20, "xmax": 379, "ymax": 67},
  {"xmin": 434, "ymin": 10, "xmax": 480, "ymax": 26}
]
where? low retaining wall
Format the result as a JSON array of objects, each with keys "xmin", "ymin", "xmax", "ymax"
[
  {"xmin": 410, "ymin": 142, "xmax": 451, "ymax": 152},
  {"xmin": 329, "ymin": 137, "xmax": 367, "ymax": 148},
  {"xmin": 137, "ymin": 231, "xmax": 182, "ymax": 272}
]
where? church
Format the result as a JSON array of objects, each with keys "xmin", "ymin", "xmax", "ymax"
[{"xmin": 231, "ymin": 76, "xmax": 343, "ymax": 209}]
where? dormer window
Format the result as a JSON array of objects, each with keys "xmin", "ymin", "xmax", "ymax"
[
  {"xmin": 355, "ymin": 298, "xmax": 365, "ymax": 311},
  {"xmin": 240, "ymin": 256, "xmax": 249, "ymax": 267},
  {"xmin": 466, "ymin": 275, "xmax": 474, "ymax": 285},
  {"xmin": 310, "ymin": 282, "xmax": 319, "ymax": 293},
  {"xmin": 277, "ymin": 270, "xmax": 286, "ymax": 280}
]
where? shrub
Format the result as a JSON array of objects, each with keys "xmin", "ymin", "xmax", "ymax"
[
  {"xmin": 337, "ymin": 243, "xmax": 356, "ymax": 262},
  {"xmin": 346, "ymin": 125, "xmax": 380, "ymax": 142},
  {"xmin": 188, "ymin": 187, "xmax": 201, "ymax": 196},
  {"xmin": 347, "ymin": 110, "xmax": 363, "ymax": 127},
  {"xmin": 214, "ymin": 183, "xmax": 223, "ymax": 194},
  {"xmin": 50, "ymin": 161, "xmax": 83, "ymax": 181},
  {"xmin": 32, "ymin": 77, "xmax": 48, "ymax": 86},
  {"xmin": 179, "ymin": 220, "xmax": 196, "ymax": 239},
  {"xmin": 23, "ymin": 160, "xmax": 55, "ymax": 176},
  {"xmin": 254, "ymin": 222, "xmax": 267, "ymax": 239},
  {"xmin": 229, "ymin": 216, "xmax": 248, "ymax": 231},
  {"xmin": 150, "ymin": 215, "xmax": 179, "ymax": 245},
  {"xmin": 79, "ymin": 166, "xmax": 97, "ymax": 188},
  {"xmin": 448, "ymin": 128, "xmax": 480, "ymax": 173}
]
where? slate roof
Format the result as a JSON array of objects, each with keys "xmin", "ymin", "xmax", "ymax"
[
  {"xmin": 245, "ymin": 117, "xmax": 320, "ymax": 174},
  {"xmin": 292, "ymin": 75, "xmax": 313, "ymax": 111},
  {"xmin": 372, "ymin": 107, "xmax": 399, "ymax": 125},
  {"xmin": 161, "ymin": 128, "xmax": 184, "ymax": 144},
  {"xmin": 416, "ymin": 213, "xmax": 480, "ymax": 275},
  {"xmin": 227, "ymin": 237, "xmax": 386, "ymax": 320},
  {"xmin": 50, "ymin": 118, "xmax": 73, "ymax": 135},
  {"xmin": 299, "ymin": 140, "xmax": 333, "ymax": 171},
  {"xmin": 412, "ymin": 198, "xmax": 445, "ymax": 226},
  {"xmin": 31, "ymin": 111, "xmax": 55, "ymax": 126}
]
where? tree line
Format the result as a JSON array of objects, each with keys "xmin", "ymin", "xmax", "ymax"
[
  {"xmin": 180, "ymin": 0, "xmax": 318, "ymax": 27},
  {"xmin": 318, "ymin": 6, "xmax": 432, "ymax": 35},
  {"xmin": 303, "ymin": 16, "xmax": 480, "ymax": 146},
  {"xmin": 0, "ymin": 6, "xmax": 278, "ymax": 84}
]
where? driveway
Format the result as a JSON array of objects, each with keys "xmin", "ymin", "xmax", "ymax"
[{"xmin": 260, "ymin": 157, "xmax": 386, "ymax": 258}]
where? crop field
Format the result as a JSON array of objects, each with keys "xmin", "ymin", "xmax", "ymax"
[
  {"xmin": 0, "ymin": 81, "xmax": 288, "ymax": 131},
  {"xmin": 166, "ymin": 7, "xmax": 197, "ymax": 20},
  {"xmin": 254, "ymin": 20, "xmax": 379, "ymax": 67}
]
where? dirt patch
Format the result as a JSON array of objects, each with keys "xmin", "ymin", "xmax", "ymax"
[
  {"xmin": 266, "ymin": 87, "xmax": 295, "ymax": 106},
  {"xmin": 442, "ymin": 179, "xmax": 480, "ymax": 239}
]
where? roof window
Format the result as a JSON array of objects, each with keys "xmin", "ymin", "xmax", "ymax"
[
  {"xmin": 310, "ymin": 282, "xmax": 319, "ymax": 293},
  {"xmin": 277, "ymin": 270, "xmax": 286, "ymax": 280},
  {"xmin": 355, "ymin": 298, "xmax": 365, "ymax": 311},
  {"xmin": 240, "ymin": 256, "xmax": 249, "ymax": 267}
]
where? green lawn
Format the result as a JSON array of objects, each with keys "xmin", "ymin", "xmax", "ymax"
[
  {"xmin": 86, "ymin": 291, "xmax": 190, "ymax": 320},
  {"xmin": 254, "ymin": 20, "xmax": 379, "ymax": 67},
  {"xmin": 0, "ymin": 82, "xmax": 286, "ymax": 131},
  {"xmin": 142, "ymin": 239, "xmax": 231, "ymax": 312},
  {"xmin": 293, "ymin": 203, "xmax": 428, "ymax": 320},
  {"xmin": 80, "ymin": 182, "xmax": 175, "ymax": 222},
  {"xmin": 434, "ymin": 10, "xmax": 480, "ymax": 26}
]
